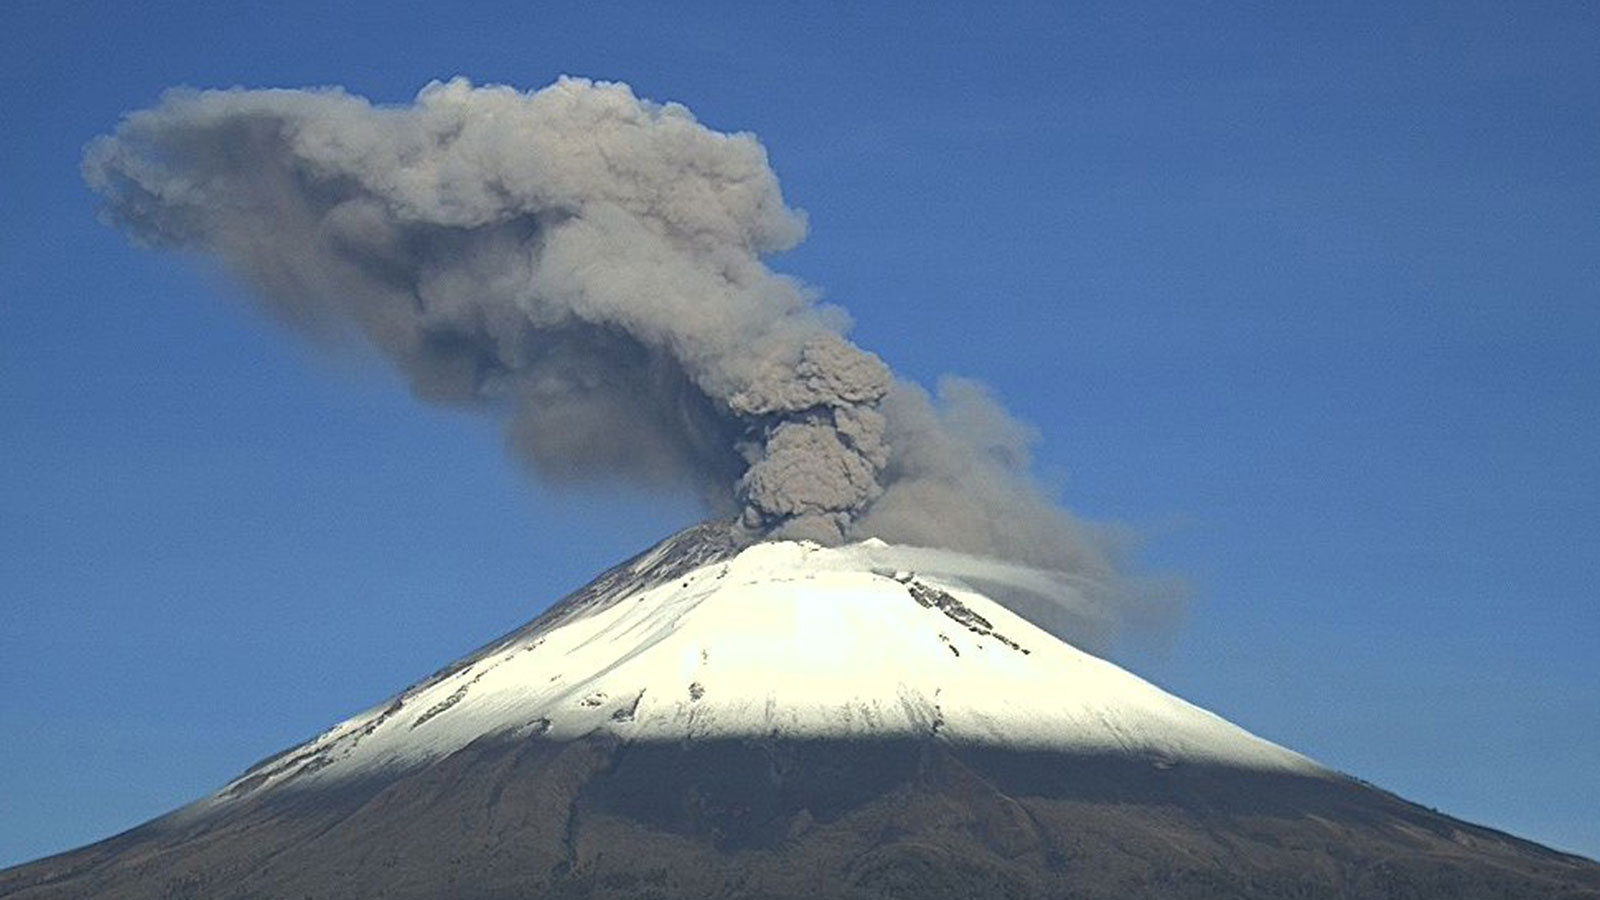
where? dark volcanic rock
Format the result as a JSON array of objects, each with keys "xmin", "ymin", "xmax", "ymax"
[
  {"xmin": 6, "ymin": 526, "xmax": 1597, "ymax": 898},
  {"xmin": 3, "ymin": 736, "xmax": 1598, "ymax": 900}
]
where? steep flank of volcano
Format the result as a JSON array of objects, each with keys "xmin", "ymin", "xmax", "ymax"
[
  {"xmin": 3, "ymin": 524, "xmax": 1597, "ymax": 900},
  {"xmin": 206, "ymin": 524, "xmax": 1318, "ymax": 806}
]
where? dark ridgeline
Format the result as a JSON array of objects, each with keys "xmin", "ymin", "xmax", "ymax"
[
  {"xmin": 3, "ymin": 527, "xmax": 1598, "ymax": 900},
  {"xmin": 4, "ymin": 737, "xmax": 1600, "ymax": 900}
]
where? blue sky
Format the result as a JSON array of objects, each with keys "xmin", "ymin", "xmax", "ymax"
[{"xmin": 2, "ymin": 0, "xmax": 1596, "ymax": 867}]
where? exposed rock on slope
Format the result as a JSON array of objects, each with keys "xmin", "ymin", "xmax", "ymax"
[{"xmin": 3, "ymin": 525, "xmax": 1597, "ymax": 900}]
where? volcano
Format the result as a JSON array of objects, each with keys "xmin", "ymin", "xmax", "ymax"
[{"xmin": 3, "ymin": 524, "xmax": 1597, "ymax": 900}]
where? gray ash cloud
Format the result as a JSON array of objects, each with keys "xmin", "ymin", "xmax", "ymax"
[{"xmin": 84, "ymin": 77, "xmax": 1160, "ymax": 644}]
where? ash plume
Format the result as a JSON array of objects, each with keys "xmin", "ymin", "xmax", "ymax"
[{"xmin": 84, "ymin": 77, "xmax": 1163, "ymax": 645}]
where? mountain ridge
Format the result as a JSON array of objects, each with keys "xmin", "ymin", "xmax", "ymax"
[
  {"xmin": 4, "ymin": 522, "xmax": 1597, "ymax": 900},
  {"xmin": 204, "ymin": 522, "xmax": 1320, "ymax": 808}
]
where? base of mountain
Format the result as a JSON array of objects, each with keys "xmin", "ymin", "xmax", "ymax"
[{"xmin": 4, "ymin": 736, "xmax": 1597, "ymax": 900}]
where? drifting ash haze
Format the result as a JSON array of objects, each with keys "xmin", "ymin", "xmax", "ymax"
[
  {"xmin": 27, "ymin": 74, "xmax": 1600, "ymax": 900},
  {"xmin": 82, "ymin": 76, "xmax": 1151, "ymax": 646}
]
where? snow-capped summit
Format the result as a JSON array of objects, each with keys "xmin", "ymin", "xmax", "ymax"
[
  {"xmin": 217, "ymin": 523, "xmax": 1319, "ymax": 805},
  {"xmin": 9, "ymin": 523, "xmax": 1599, "ymax": 900}
]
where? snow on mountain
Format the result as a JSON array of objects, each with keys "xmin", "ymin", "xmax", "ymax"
[{"xmin": 213, "ymin": 525, "xmax": 1322, "ymax": 807}]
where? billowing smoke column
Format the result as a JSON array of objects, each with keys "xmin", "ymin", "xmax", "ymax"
[{"xmin": 85, "ymin": 78, "xmax": 1153, "ymax": 643}]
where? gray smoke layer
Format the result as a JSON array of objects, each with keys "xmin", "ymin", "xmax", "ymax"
[{"xmin": 85, "ymin": 78, "xmax": 1160, "ymax": 645}]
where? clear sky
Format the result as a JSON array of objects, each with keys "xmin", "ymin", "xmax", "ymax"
[{"xmin": 2, "ymin": 0, "xmax": 1596, "ymax": 869}]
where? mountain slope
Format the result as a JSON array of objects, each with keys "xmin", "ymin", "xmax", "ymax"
[
  {"xmin": 3, "ymin": 523, "xmax": 1597, "ymax": 900},
  {"xmin": 208, "ymin": 524, "xmax": 1316, "ymax": 805}
]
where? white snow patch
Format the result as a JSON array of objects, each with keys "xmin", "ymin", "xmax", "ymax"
[{"xmin": 213, "ymin": 537, "xmax": 1323, "ymax": 804}]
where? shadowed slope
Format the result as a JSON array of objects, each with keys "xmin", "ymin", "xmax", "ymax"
[
  {"xmin": 4, "ymin": 736, "xmax": 1598, "ymax": 900},
  {"xmin": 5, "ymin": 525, "xmax": 1597, "ymax": 899}
]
